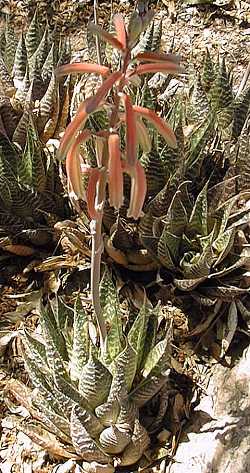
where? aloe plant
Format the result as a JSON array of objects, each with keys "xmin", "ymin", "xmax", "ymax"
[
  {"xmin": 6, "ymin": 270, "xmax": 172, "ymax": 470},
  {"xmin": 0, "ymin": 12, "xmax": 72, "ymax": 263},
  {"xmin": 56, "ymin": 4, "xmax": 184, "ymax": 349},
  {"xmin": 52, "ymin": 13, "xmax": 250, "ymax": 359}
]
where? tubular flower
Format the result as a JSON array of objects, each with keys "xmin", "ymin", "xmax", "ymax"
[
  {"xmin": 133, "ymin": 105, "xmax": 177, "ymax": 149},
  {"xmin": 134, "ymin": 52, "xmax": 182, "ymax": 64},
  {"xmin": 57, "ymin": 73, "xmax": 122, "ymax": 161},
  {"xmin": 132, "ymin": 62, "xmax": 185, "ymax": 77},
  {"xmin": 108, "ymin": 134, "xmax": 124, "ymax": 210},
  {"xmin": 124, "ymin": 161, "xmax": 147, "ymax": 220},
  {"xmin": 57, "ymin": 101, "xmax": 89, "ymax": 160},
  {"xmin": 113, "ymin": 14, "xmax": 127, "ymax": 50},
  {"xmin": 66, "ymin": 129, "xmax": 91, "ymax": 199},
  {"xmin": 86, "ymin": 168, "xmax": 103, "ymax": 220},
  {"xmin": 56, "ymin": 63, "xmax": 110, "ymax": 78},
  {"xmin": 84, "ymin": 71, "xmax": 123, "ymax": 114}
]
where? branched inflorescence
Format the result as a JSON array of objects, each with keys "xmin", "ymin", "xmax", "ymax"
[{"xmin": 56, "ymin": 7, "xmax": 184, "ymax": 348}]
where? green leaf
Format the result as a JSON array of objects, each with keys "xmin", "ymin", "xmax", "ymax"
[
  {"xmin": 21, "ymin": 330, "xmax": 48, "ymax": 373},
  {"xmin": 100, "ymin": 268, "xmax": 123, "ymax": 362},
  {"xmin": 142, "ymin": 337, "xmax": 171, "ymax": 378},
  {"xmin": 111, "ymin": 344, "xmax": 137, "ymax": 394},
  {"xmin": 79, "ymin": 352, "xmax": 112, "ymax": 409},
  {"xmin": 40, "ymin": 303, "xmax": 69, "ymax": 383},
  {"xmin": 167, "ymin": 190, "xmax": 188, "ymax": 236},
  {"xmin": 128, "ymin": 302, "xmax": 150, "ymax": 371},
  {"xmin": 72, "ymin": 404, "xmax": 103, "ymax": 439},
  {"xmin": 31, "ymin": 391, "xmax": 71, "ymax": 443},
  {"xmin": 213, "ymin": 227, "xmax": 235, "ymax": 266},
  {"xmin": 25, "ymin": 9, "xmax": 41, "ymax": 58},
  {"xmin": 158, "ymin": 227, "xmax": 180, "ymax": 268},
  {"xmin": 201, "ymin": 48, "xmax": 215, "ymax": 93},
  {"xmin": 70, "ymin": 295, "xmax": 89, "ymax": 381},
  {"xmin": 210, "ymin": 56, "xmax": 233, "ymax": 112},
  {"xmin": 188, "ymin": 183, "xmax": 208, "ymax": 236},
  {"xmin": 141, "ymin": 147, "xmax": 166, "ymax": 198},
  {"xmin": 130, "ymin": 372, "xmax": 169, "ymax": 408},
  {"xmin": 13, "ymin": 31, "xmax": 27, "ymax": 83},
  {"xmin": 180, "ymin": 246, "xmax": 214, "ymax": 279},
  {"xmin": 70, "ymin": 409, "xmax": 111, "ymax": 462}
]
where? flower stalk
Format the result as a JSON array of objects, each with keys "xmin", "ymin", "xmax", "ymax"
[{"xmin": 57, "ymin": 4, "xmax": 183, "ymax": 351}]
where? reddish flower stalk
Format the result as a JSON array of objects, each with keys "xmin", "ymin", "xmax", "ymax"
[{"xmin": 58, "ymin": 6, "xmax": 183, "ymax": 351}]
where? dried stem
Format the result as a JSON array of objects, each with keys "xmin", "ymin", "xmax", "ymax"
[{"xmin": 90, "ymin": 154, "xmax": 108, "ymax": 352}]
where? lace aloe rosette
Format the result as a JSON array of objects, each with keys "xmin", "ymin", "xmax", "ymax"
[
  {"xmin": 6, "ymin": 271, "xmax": 173, "ymax": 472},
  {"xmin": 56, "ymin": 10, "xmax": 184, "ymax": 347}
]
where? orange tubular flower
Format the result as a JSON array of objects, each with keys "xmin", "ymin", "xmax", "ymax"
[
  {"xmin": 86, "ymin": 168, "xmax": 102, "ymax": 220},
  {"xmin": 132, "ymin": 62, "xmax": 185, "ymax": 76},
  {"xmin": 56, "ymin": 63, "xmax": 111, "ymax": 78},
  {"xmin": 133, "ymin": 105, "xmax": 177, "ymax": 149},
  {"xmin": 123, "ymin": 94, "xmax": 137, "ymax": 167},
  {"xmin": 125, "ymin": 161, "xmax": 147, "ymax": 220},
  {"xmin": 113, "ymin": 14, "xmax": 127, "ymax": 50},
  {"xmin": 88, "ymin": 22, "xmax": 124, "ymax": 51},
  {"xmin": 57, "ymin": 102, "xmax": 89, "ymax": 160},
  {"xmin": 108, "ymin": 134, "xmax": 124, "ymax": 210},
  {"xmin": 134, "ymin": 52, "xmax": 182, "ymax": 64},
  {"xmin": 66, "ymin": 129, "xmax": 91, "ymax": 199},
  {"xmin": 57, "ymin": 73, "xmax": 122, "ymax": 160}
]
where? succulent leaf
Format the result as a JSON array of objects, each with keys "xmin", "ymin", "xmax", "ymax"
[
  {"xmin": 71, "ymin": 410, "xmax": 111, "ymax": 463},
  {"xmin": 79, "ymin": 352, "xmax": 112, "ymax": 409}
]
